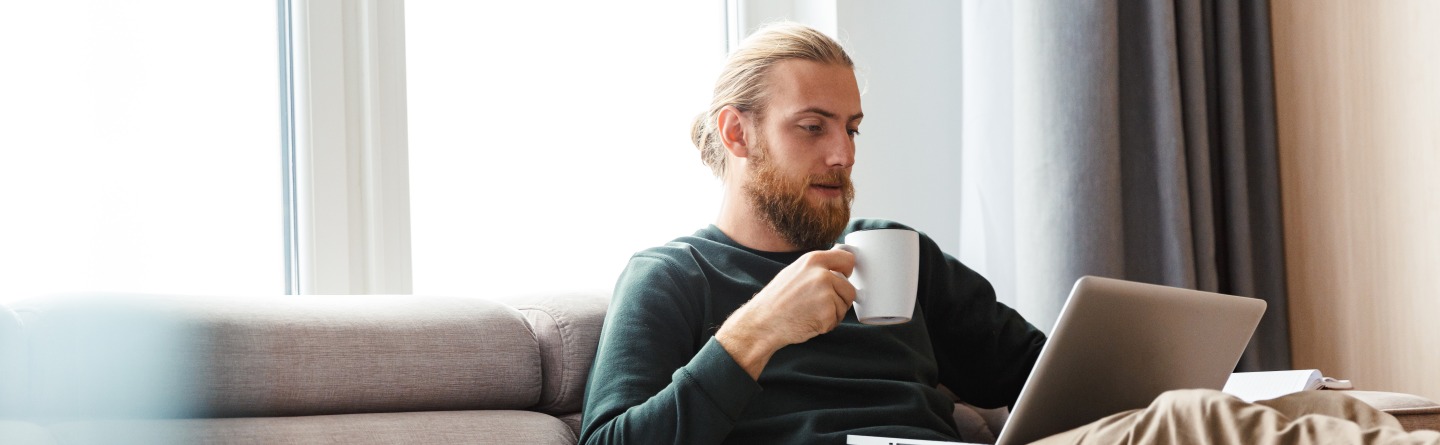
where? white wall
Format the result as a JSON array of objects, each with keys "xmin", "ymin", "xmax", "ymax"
[{"xmin": 737, "ymin": 0, "xmax": 967, "ymax": 255}]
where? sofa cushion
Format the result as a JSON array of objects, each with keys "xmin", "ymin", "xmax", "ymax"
[
  {"xmin": 39, "ymin": 410, "xmax": 574, "ymax": 445},
  {"xmin": 556, "ymin": 412, "xmax": 583, "ymax": 440},
  {"xmin": 498, "ymin": 292, "xmax": 608, "ymax": 414},
  {"xmin": 12, "ymin": 293, "xmax": 543, "ymax": 418}
]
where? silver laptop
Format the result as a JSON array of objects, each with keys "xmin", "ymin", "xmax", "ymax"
[
  {"xmin": 994, "ymin": 276, "xmax": 1266, "ymax": 445},
  {"xmin": 851, "ymin": 276, "xmax": 1265, "ymax": 445}
]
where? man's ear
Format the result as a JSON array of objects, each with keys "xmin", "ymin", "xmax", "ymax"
[{"xmin": 717, "ymin": 105, "xmax": 750, "ymax": 158}]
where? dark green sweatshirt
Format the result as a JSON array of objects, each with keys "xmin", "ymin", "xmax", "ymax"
[{"xmin": 580, "ymin": 219, "xmax": 1046, "ymax": 444}]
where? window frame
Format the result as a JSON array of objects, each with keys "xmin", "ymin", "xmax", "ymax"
[{"xmin": 285, "ymin": 0, "xmax": 413, "ymax": 295}]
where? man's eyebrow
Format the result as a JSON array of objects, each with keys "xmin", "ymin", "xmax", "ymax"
[{"xmin": 794, "ymin": 107, "xmax": 865, "ymax": 122}]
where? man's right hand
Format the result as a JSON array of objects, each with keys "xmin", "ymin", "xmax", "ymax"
[{"xmin": 714, "ymin": 248, "xmax": 857, "ymax": 380}]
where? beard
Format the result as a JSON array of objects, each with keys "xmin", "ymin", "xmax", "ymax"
[{"xmin": 742, "ymin": 141, "xmax": 855, "ymax": 251}]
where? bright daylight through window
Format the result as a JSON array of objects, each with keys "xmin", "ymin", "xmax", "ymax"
[
  {"xmin": 0, "ymin": 2, "xmax": 282, "ymax": 303},
  {"xmin": 0, "ymin": 1, "xmax": 726, "ymax": 302},
  {"xmin": 405, "ymin": 2, "xmax": 725, "ymax": 297}
]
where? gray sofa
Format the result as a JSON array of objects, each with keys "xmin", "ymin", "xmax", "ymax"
[
  {"xmin": 0, "ymin": 292, "xmax": 608, "ymax": 444},
  {"xmin": 1, "ymin": 292, "xmax": 1434, "ymax": 444}
]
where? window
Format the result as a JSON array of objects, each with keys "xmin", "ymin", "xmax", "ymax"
[
  {"xmin": 0, "ymin": 1, "xmax": 732, "ymax": 302},
  {"xmin": 0, "ymin": 1, "xmax": 283, "ymax": 303},
  {"xmin": 404, "ymin": 2, "xmax": 725, "ymax": 296}
]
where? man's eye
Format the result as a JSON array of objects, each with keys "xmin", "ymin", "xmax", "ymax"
[
  {"xmin": 847, "ymin": 128, "xmax": 861, "ymax": 137},
  {"xmin": 802, "ymin": 124, "xmax": 823, "ymax": 133}
]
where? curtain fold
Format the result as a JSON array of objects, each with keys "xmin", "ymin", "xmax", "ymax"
[{"xmin": 960, "ymin": 0, "xmax": 1290, "ymax": 371}]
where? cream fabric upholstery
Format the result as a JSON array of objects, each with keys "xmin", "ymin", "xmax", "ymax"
[
  {"xmin": 497, "ymin": 292, "xmax": 608, "ymax": 415},
  {"xmin": 11, "ymin": 293, "xmax": 543, "ymax": 418},
  {"xmin": 1, "ymin": 292, "xmax": 609, "ymax": 444},
  {"xmin": 44, "ymin": 410, "xmax": 573, "ymax": 445},
  {"xmin": 557, "ymin": 412, "xmax": 584, "ymax": 439}
]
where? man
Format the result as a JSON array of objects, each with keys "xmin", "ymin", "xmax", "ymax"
[
  {"xmin": 579, "ymin": 22, "xmax": 1438, "ymax": 445},
  {"xmin": 579, "ymin": 23, "xmax": 1042, "ymax": 444}
]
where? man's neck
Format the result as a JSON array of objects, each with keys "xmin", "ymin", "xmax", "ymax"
[{"xmin": 715, "ymin": 192, "xmax": 801, "ymax": 253}]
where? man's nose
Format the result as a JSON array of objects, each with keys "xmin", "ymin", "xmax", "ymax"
[{"xmin": 826, "ymin": 131, "xmax": 855, "ymax": 168}]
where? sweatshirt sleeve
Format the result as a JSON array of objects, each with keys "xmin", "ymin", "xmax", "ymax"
[
  {"xmin": 579, "ymin": 253, "xmax": 762, "ymax": 445},
  {"xmin": 917, "ymin": 235, "xmax": 1047, "ymax": 409}
]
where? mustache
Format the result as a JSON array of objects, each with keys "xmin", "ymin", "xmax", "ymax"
[{"xmin": 806, "ymin": 170, "xmax": 851, "ymax": 187}]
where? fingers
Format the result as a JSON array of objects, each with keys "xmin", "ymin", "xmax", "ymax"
[
  {"xmin": 830, "ymin": 294, "xmax": 849, "ymax": 326},
  {"xmin": 807, "ymin": 248, "xmax": 856, "ymax": 278},
  {"xmin": 825, "ymin": 269, "xmax": 857, "ymax": 325},
  {"xmin": 801, "ymin": 266, "xmax": 855, "ymax": 334},
  {"xmin": 750, "ymin": 250, "xmax": 860, "ymax": 342},
  {"xmin": 829, "ymin": 271, "xmax": 856, "ymax": 305}
]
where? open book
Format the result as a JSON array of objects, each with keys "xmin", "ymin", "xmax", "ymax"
[
  {"xmin": 848, "ymin": 435, "xmax": 970, "ymax": 445},
  {"xmin": 1222, "ymin": 369, "xmax": 1353, "ymax": 403}
]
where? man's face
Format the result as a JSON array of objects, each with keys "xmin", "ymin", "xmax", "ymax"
[{"xmin": 742, "ymin": 59, "xmax": 863, "ymax": 250}]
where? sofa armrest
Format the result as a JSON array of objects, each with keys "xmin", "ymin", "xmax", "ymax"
[{"xmin": 495, "ymin": 292, "xmax": 610, "ymax": 415}]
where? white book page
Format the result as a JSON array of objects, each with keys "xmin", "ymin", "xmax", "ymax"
[
  {"xmin": 847, "ymin": 434, "xmax": 973, "ymax": 445},
  {"xmin": 1222, "ymin": 370, "xmax": 1323, "ymax": 402}
]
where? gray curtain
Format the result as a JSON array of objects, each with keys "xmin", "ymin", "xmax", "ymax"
[{"xmin": 960, "ymin": 0, "xmax": 1289, "ymax": 371}]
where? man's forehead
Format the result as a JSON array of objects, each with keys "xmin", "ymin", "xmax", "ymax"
[{"xmin": 765, "ymin": 59, "xmax": 863, "ymax": 119}]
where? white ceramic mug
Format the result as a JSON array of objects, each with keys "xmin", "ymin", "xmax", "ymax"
[{"xmin": 833, "ymin": 229, "xmax": 920, "ymax": 325}]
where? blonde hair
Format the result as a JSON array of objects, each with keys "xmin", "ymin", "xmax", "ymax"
[{"xmin": 691, "ymin": 22, "xmax": 854, "ymax": 178}]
